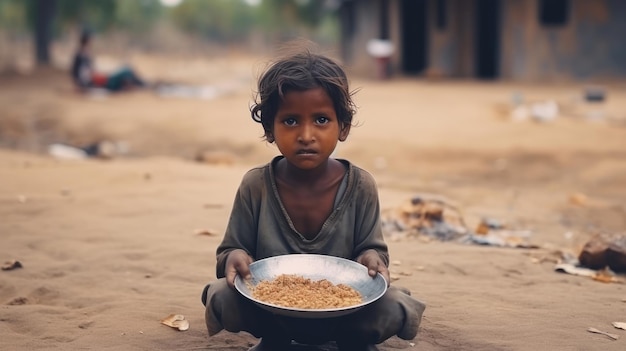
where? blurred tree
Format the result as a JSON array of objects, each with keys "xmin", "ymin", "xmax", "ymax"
[
  {"xmin": 169, "ymin": 0, "xmax": 255, "ymax": 42},
  {"xmin": 0, "ymin": 0, "xmax": 29, "ymax": 33},
  {"xmin": 33, "ymin": 0, "xmax": 56, "ymax": 65},
  {"xmin": 113, "ymin": 0, "xmax": 163, "ymax": 33},
  {"xmin": 23, "ymin": 0, "xmax": 118, "ymax": 66}
]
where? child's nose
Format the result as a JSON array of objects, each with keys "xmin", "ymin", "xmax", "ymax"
[{"xmin": 298, "ymin": 124, "xmax": 315, "ymax": 143}]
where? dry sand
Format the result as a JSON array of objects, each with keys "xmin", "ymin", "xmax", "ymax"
[{"xmin": 1, "ymin": 54, "xmax": 626, "ymax": 350}]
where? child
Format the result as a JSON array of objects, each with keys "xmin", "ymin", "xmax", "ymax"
[
  {"xmin": 201, "ymin": 48, "xmax": 425, "ymax": 351},
  {"xmin": 70, "ymin": 30, "xmax": 147, "ymax": 92}
]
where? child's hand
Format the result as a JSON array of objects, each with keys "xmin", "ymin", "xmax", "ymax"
[
  {"xmin": 356, "ymin": 249, "xmax": 390, "ymax": 286},
  {"xmin": 225, "ymin": 249, "xmax": 253, "ymax": 288}
]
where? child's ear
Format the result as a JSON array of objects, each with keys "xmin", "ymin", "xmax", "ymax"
[{"xmin": 338, "ymin": 123, "xmax": 351, "ymax": 142}]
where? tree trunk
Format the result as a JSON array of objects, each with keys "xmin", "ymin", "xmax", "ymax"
[{"xmin": 34, "ymin": 0, "xmax": 57, "ymax": 66}]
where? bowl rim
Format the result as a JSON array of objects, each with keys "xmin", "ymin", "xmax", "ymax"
[{"xmin": 234, "ymin": 254, "xmax": 388, "ymax": 314}]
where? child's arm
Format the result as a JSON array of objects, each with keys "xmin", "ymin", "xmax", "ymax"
[
  {"xmin": 215, "ymin": 170, "xmax": 262, "ymax": 285},
  {"xmin": 352, "ymin": 169, "xmax": 390, "ymax": 283}
]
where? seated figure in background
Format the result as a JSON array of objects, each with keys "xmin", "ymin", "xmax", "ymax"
[{"xmin": 70, "ymin": 30, "xmax": 147, "ymax": 92}]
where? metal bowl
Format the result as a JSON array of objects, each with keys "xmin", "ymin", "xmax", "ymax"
[{"xmin": 234, "ymin": 254, "xmax": 387, "ymax": 319}]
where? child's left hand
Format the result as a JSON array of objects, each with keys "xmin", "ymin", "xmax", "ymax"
[{"xmin": 356, "ymin": 249, "xmax": 390, "ymax": 286}]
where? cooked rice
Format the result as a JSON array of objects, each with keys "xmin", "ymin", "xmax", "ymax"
[{"xmin": 252, "ymin": 274, "xmax": 362, "ymax": 309}]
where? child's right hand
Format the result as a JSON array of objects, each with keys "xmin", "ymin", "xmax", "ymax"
[{"xmin": 225, "ymin": 249, "xmax": 253, "ymax": 288}]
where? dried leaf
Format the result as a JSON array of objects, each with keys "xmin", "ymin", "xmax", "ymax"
[
  {"xmin": 173, "ymin": 319, "xmax": 189, "ymax": 331},
  {"xmin": 587, "ymin": 327, "xmax": 619, "ymax": 340},
  {"xmin": 613, "ymin": 322, "xmax": 626, "ymax": 330},
  {"xmin": 569, "ymin": 193, "xmax": 588, "ymax": 206},
  {"xmin": 592, "ymin": 271, "xmax": 624, "ymax": 284},
  {"xmin": 160, "ymin": 314, "xmax": 189, "ymax": 331}
]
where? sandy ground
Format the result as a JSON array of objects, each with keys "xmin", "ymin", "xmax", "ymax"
[{"xmin": 1, "ymin": 53, "xmax": 626, "ymax": 350}]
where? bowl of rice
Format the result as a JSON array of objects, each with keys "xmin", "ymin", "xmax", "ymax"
[{"xmin": 234, "ymin": 254, "xmax": 388, "ymax": 318}]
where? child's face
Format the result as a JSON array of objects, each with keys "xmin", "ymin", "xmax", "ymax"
[{"xmin": 270, "ymin": 87, "xmax": 349, "ymax": 170}]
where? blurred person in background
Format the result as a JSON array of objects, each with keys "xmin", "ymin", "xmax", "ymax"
[{"xmin": 70, "ymin": 30, "xmax": 147, "ymax": 93}]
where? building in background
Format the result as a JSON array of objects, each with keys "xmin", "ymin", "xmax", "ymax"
[{"xmin": 339, "ymin": 0, "xmax": 626, "ymax": 81}]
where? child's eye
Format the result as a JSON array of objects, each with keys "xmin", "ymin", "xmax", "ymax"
[
  {"xmin": 282, "ymin": 118, "xmax": 297, "ymax": 126},
  {"xmin": 315, "ymin": 116, "xmax": 330, "ymax": 124}
]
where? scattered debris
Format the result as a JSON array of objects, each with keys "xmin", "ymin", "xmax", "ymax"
[
  {"xmin": 160, "ymin": 314, "xmax": 189, "ymax": 331},
  {"xmin": 555, "ymin": 263, "xmax": 596, "ymax": 278},
  {"xmin": 382, "ymin": 196, "xmax": 537, "ymax": 248},
  {"xmin": 466, "ymin": 229, "xmax": 538, "ymax": 249},
  {"xmin": 527, "ymin": 249, "xmax": 578, "ymax": 265},
  {"xmin": 555, "ymin": 263, "xmax": 625, "ymax": 284},
  {"xmin": 587, "ymin": 327, "xmax": 619, "ymax": 340},
  {"xmin": 48, "ymin": 141, "xmax": 128, "ymax": 160},
  {"xmin": 2, "ymin": 260, "xmax": 23, "ymax": 271},
  {"xmin": 381, "ymin": 194, "xmax": 468, "ymax": 241},
  {"xmin": 466, "ymin": 217, "xmax": 538, "ymax": 248}
]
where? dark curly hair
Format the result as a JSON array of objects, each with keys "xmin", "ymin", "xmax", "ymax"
[{"xmin": 250, "ymin": 50, "xmax": 357, "ymax": 142}]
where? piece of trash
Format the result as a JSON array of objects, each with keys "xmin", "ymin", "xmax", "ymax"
[
  {"xmin": 409, "ymin": 342, "xmax": 415, "ymax": 347},
  {"xmin": 381, "ymin": 195, "xmax": 468, "ymax": 241},
  {"xmin": 82, "ymin": 140, "xmax": 130, "ymax": 160},
  {"xmin": 556, "ymin": 263, "xmax": 624, "ymax": 284},
  {"xmin": 475, "ymin": 217, "xmax": 506, "ymax": 235},
  {"xmin": 584, "ymin": 86, "xmax": 606, "ymax": 103},
  {"xmin": 613, "ymin": 322, "xmax": 626, "ymax": 330},
  {"xmin": 554, "ymin": 263, "xmax": 596, "ymax": 277},
  {"xmin": 530, "ymin": 100, "xmax": 559, "ymax": 122},
  {"xmin": 587, "ymin": 327, "xmax": 619, "ymax": 340},
  {"xmin": 2, "ymin": 260, "xmax": 23, "ymax": 271},
  {"xmin": 195, "ymin": 229, "xmax": 218, "ymax": 236},
  {"xmin": 48, "ymin": 144, "xmax": 88, "ymax": 160},
  {"xmin": 160, "ymin": 314, "xmax": 189, "ymax": 331},
  {"xmin": 466, "ymin": 230, "xmax": 538, "ymax": 249}
]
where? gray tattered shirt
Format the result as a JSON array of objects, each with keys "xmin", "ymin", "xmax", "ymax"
[{"xmin": 215, "ymin": 156, "xmax": 389, "ymax": 278}]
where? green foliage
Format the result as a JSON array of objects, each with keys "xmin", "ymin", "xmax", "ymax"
[
  {"xmin": 168, "ymin": 0, "xmax": 256, "ymax": 41},
  {"xmin": 0, "ymin": 0, "xmax": 28, "ymax": 31},
  {"xmin": 0, "ymin": 0, "xmax": 339, "ymax": 43},
  {"xmin": 113, "ymin": 0, "xmax": 163, "ymax": 32}
]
